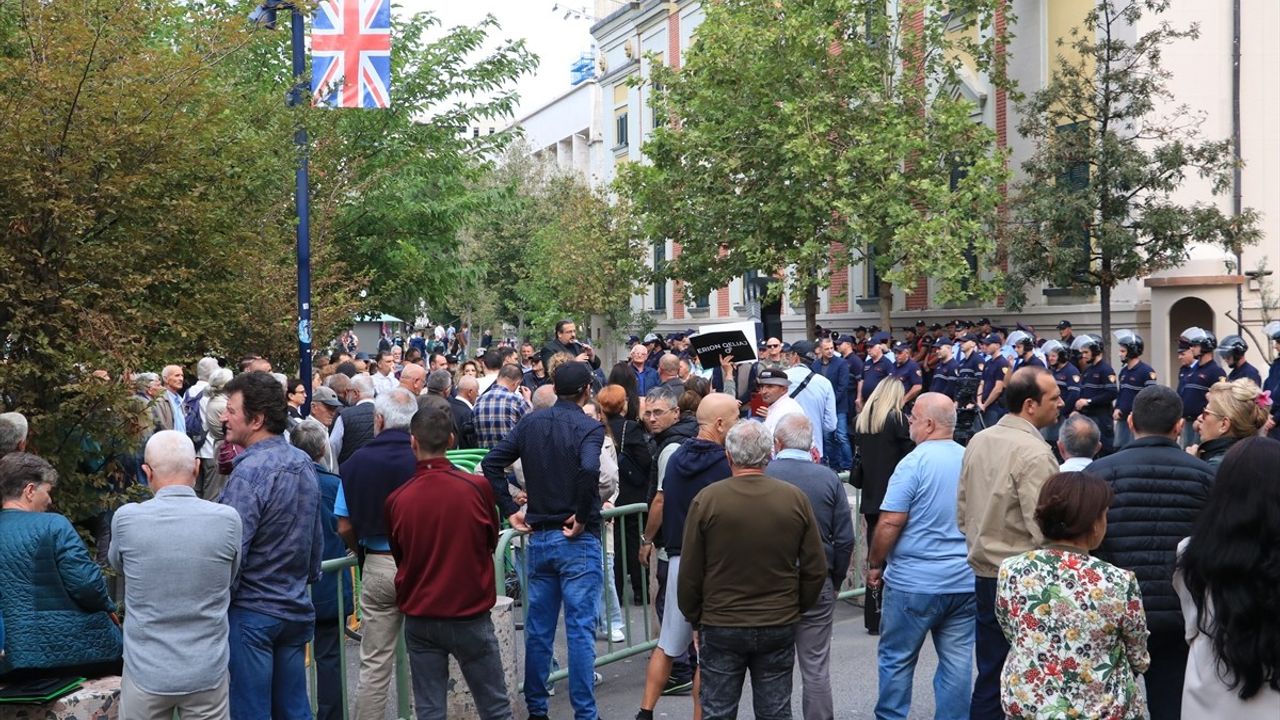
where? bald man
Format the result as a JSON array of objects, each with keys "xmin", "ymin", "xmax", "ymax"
[
  {"xmin": 110, "ymin": 431, "xmax": 243, "ymax": 720},
  {"xmin": 398, "ymin": 363, "xmax": 426, "ymax": 396},
  {"xmin": 637, "ymin": 393, "xmax": 739, "ymax": 720},
  {"xmin": 657, "ymin": 353, "xmax": 684, "ymax": 392}
]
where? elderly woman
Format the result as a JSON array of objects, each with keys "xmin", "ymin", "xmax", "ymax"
[
  {"xmin": 0, "ymin": 453, "xmax": 122, "ymax": 679},
  {"xmin": 996, "ymin": 472, "xmax": 1150, "ymax": 719},
  {"xmin": 202, "ymin": 367, "xmax": 237, "ymax": 500},
  {"xmin": 1187, "ymin": 378, "xmax": 1270, "ymax": 469}
]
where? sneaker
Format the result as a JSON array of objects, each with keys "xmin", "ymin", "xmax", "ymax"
[
  {"xmin": 662, "ymin": 677, "xmax": 693, "ymax": 696},
  {"xmin": 609, "ymin": 628, "xmax": 626, "ymax": 643},
  {"xmin": 594, "ymin": 671, "xmax": 604, "ymax": 685}
]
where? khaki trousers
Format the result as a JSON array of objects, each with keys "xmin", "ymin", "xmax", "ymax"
[
  {"xmin": 120, "ymin": 672, "xmax": 230, "ymax": 720},
  {"xmin": 353, "ymin": 553, "xmax": 404, "ymax": 720}
]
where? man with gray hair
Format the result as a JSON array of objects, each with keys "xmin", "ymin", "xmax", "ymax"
[
  {"xmin": 110, "ymin": 430, "xmax": 242, "ymax": 719},
  {"xmin": 331, "ymin": 372, "xmax": 377, "ymax": 464},
  {"xmin": 0, "ymin": 411, "xmax": 29, "ymax": 458},
  {"xmin": 765, "ymin": 413, "xmax": 854, "ymax": 720},
  {"xmin": 334, "ymin": 387, "xmax": 419, "ymax": 720},
  {"xmin": 187, "ymin": 357, "xmax": 220, "ymax": 496},
  {"xmin": 865, "ymin": 393, "xmax": 976, "ymax": 719},
  {"xmin": 1058, "ymin": 413, "xmax": 1101, "ymax": 471},
  {"xmin": 678, "ymin": 420, "xmax": 827, "ymax": 720}
]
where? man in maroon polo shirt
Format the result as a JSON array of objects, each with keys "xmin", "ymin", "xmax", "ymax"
[{"xmin": 385, "ymin": 395, "xmax": 511, "ymax": 720}]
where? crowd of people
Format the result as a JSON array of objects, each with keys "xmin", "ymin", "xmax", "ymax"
[{"xmin": 0, "ymin": 313, "xmax": 1277, "ymax": 720}]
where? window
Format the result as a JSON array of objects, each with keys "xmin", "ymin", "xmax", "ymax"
[
  {"xmin": 950, "ymin": 159, "xmax": 978, "ymax": 288},
  {"xmin": 1055, "ymin": 122, "xmax": 1091, "ymax": 279},
  {"xmin": 613, "ymin": 84, "xmax": 630, "ymax": 150},
  {"xmin": 615, "ymin": 112, "xmax": 630, "ymax": 148},
  {"xmin": 651, "ymin": 81, "xmax": 665, "ymax": 129},
  {"xmin": 865, "ymin": 245, "xmax": 881, "ymax": 298},
  {"xmin": 653, "ymin": 244, "xmax": 667, "ymax": 311}
]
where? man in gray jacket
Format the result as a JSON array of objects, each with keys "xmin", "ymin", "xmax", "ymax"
[
  {"xmin": 110, "ymin": 430, "xmax": 242, "ymax": 719},
  {"xmin": 765, "ymin": 413, "xmax": 855, "ymax": 720}
]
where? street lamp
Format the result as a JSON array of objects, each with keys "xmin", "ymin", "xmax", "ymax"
[{"xmin": 250, "ymin": 0, "xmax": 314, "ymax": 415}]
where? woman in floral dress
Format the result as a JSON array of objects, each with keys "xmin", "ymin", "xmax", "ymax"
[{"xmin": 996, "ymin": 471, "xmax": 1150, "ymax": 719}]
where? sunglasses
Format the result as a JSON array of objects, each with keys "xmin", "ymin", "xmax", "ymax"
[{"xmin": 766, "ymin": 343, "xmax": 781, "ymax": 348}]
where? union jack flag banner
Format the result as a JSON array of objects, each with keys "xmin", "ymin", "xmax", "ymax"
[{"xmin": 311, "ymin": 0, "xmax": 392, "ymax": 109}]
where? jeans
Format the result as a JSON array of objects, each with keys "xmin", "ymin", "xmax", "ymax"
[
  {"xmin": 979, "ymin": 404, "xmax": 1006, "ymax": 431},
  {"xmin": 794, "ymin": 578, "xmax": 836, "ymax": 720},
  {"xmin": 1114, "ymin": 415, "xmax": 1132, "ymax": 450},
  {"xmin": 597, "ymin": 550, "xmax": 624, "ymax": 638},
  {"xmin": 404, "ymin": 614, "xmax": 511, "ymax": 720},
  {"xmin": 876, "ymin": 585, "xmax": 975, "ymax": 720},
  {"xmin": 699, "ymin": 624, "xmax": 796, "ymax": 720},
  {"xmin": 523, "ymin": 529, "xmax": 603, "ymax": 720},
  {"xmin": 313, "ymin": 620, "xmax": 344, "ymax": 720},
  {"xmin": 970, "ymin": 577, "xmax": 1007, "ymax": 720},
  {"xmin": 227, "ymin": 607, "xmax": 314, "ymax": 720},
  {"xmin": 612, "ymin": 511, "xmax": 646, "ymax": 603},
  {"xmin": 825, "ymin": 413, "xmax": 852, "ymax": 472}
]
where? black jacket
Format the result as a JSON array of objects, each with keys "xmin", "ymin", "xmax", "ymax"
[
  {"xmin": 1088, "ymin": 436, "xmax": 1215, "ymax": 636},
  {"xmin": 448, "ymin": 397, "xmax": 477, "ymax": 449},
  {"xmin": 851, "ymin": 413, "xmax": 913, "ymax": 515},
  {"xmin": 647, "ymin": 414, "xmax": 699, "ymax": 506},
  {"xmin": 541, "ymin": 338, "xmax": 601, "ymax": 370},
  {"xmin": 608, "ymin": 416, "xmax": 653, "ymax": 505}
]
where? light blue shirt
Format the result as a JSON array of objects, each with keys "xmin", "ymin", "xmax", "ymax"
[
  {"xmin": 784, "ymin": 366, "xmax": 837, "ymax": 458},
  {"xmin": 879, "ymin": 439, "xmax": 974, "ymax": 594},
  {"xmin": 332, "ymin": 482, "xmax": 391, "ymax": 551},
  {"xmin": 167, "ymin": 391, "xmax": 186, "ymax": 434}
]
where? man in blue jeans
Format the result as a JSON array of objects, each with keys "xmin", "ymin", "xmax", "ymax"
[
  {"xmin": 219, "ymin": 371, "xmax": 324, "ymax": 719},
  {"xmin": 482, "ymin": 361, "xmax": 605, "ymax": 720},
  {"xmin": 867, "ymin": 393, "xmax": 976, "ymax": 720}
]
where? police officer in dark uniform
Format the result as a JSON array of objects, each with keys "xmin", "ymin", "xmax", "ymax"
[
  {"xmin": 1216, "ymin": 335, "xmax": 1261, "ymax": 385},
  {"xmin": 1008, "ymin": 330, "xmax": 1045, "ymax": 371},
  {"xmin": 857, "ymin": 331, "xmax": 894, "ymax": 412},
  {"xmin": 836, "ymin": 334, "xmax": 864, "ymax": 416},
  {"xmin": 1057, "ymin": 320, "xmax": 1075, "ymax": 349},
  {"xmin": 1263, "ymin": 321, "xmax": 1280, "ymax": 440},
  {"xmin": 890, "ymin": 341, "xmax": 924, "ymax": 408},
  {"xmin": 1113, "ymin": 330, "xmax": 1157, "ymax": 450},
  {"xmin": 928, "ymin": 336, "xmax": 959, "ymax": 398},
  {"xmin": 1072, "ymin": 334, "xmax": 1117, "ymax": 455},
  {"xmin": 954, "ymin": 334, "xmax": 984, "ymax": 395},
  {"xmin": 1177, "ymin": 327, "xmax": 1226, "ymax": 447},
  {"xmin": 977, "ymin": 333, "xmax": 1010, "ymax": 429},
  {"xmin": 1041, "ymin": 339, "xmax": 1081, "ymax": 447}
]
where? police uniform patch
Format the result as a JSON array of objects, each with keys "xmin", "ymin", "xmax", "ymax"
[
  {"xmin": 1108, "ymin": 375, "xmax": 1116, "ymax": 382},
  {"xmin": 978, "ymin": 363, "xmax": 985, "ymax": 371},
  {"xmin": 915, "ymin": 369, "xmax": 922, "ymax": 376},
  {"xmin": 1073, "ymin": 376, "xmax": 1081, "ymax": 382},
  {"xmin": 1150, "ymin": 371, "xmax": 1157, "ymax": 379},
  {"xmin": 1001, "ymin": 367, "xmax": 1009, "ymax": 376}
]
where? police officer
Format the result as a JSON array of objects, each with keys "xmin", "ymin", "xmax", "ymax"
[
  {"xmin": 1057, "ymin": 320, "xmax": 1075, "ymax": 348},
  {"xmin": 1008, "ymin": 330, "xmax": 1045, "ymax": 371},
  {"xmin": 1113, "ymin": 330, "xmax": 1157, "ymax": 450},
  {"xmin": 977, "ymin": 333, "xmax": 1010, "ymax": 428},
  {"xmin": 857, "ymin": 331, "xmax": 894, "ymax": 412},
  {"xmin": 1177, "ymin": 327, "xmax": 1226, "ymax": 447},
  {"xmin": 1041, "ymin": 339, "xmax": 1081, "ymax": 447},
  {"xmin": 954, "ymin": 334, "xmax": 983, "ymax": 394},
  {"xmin": 836, "ymin": 334, "xmax": 864, "ymax": 417},
  {"xmin": 1216, "ymin": 335, "xmax": 1261, "ymax": 385},
  {"xmin": 1072, "ymin": 334, "xmax": 1118, "ymax": 455},
  {"xmin": 928, "ymin": 336, "xmax": 959, "ymax": 398},
  {"xmin": 1263, "ymin": 320, "xmax": 1280, "ymax": 440},
  {"xmin": 890, "ymin": 341, "xmax": 924, "ymax": 407}
]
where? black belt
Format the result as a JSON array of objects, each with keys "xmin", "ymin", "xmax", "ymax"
[{"xmin": 531, "ymin": 521, "xmax": 566, "ymax": 532}]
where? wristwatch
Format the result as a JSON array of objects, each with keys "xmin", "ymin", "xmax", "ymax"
[{"xmin": 640, "ymin": 534, "xmax": 653, "ymax": 546}]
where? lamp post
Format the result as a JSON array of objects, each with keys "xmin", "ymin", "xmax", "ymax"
[{"xmin": 251, "ymin": 0, "xmax": 312, "ymax": 416}]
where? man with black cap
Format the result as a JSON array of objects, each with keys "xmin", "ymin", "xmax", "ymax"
[
  {"xmin": 1057, "ymin": 320, "xmax": 1075, "ymax": 348},
  {"xmin": 756, "ymin": 368, "xmax": 805, "ymax": 437},
  {"xmin": 928, "ymin": 337, "xmax": 958, "ymax": 399},
  {"xmin": 643, "ymin": 333, "xmax": 665, "ymax": 370},
  {"xmin": 976, "ymin": 334, "xmax": 1010, "ymax": 428},
  {"xmin": 481, "ymin": 361, "xmax": 605, "ymax": 720},
  {"xmin": 858, "ymin": 332, "xmax": 894, "ymax": 413},
  {"xmin": 890, "ymin": 341, "xmax": 924, "ymax": 408}
]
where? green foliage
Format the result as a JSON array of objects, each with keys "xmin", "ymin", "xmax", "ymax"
[
  {"xmin": 0, "ymin": 0, "xmax": 533, "ymax": 525},
  {"xmin": 1006, "ymin": 0, "xmax": 1260, "ymax": 340},
  {"xmin": 460, "ymin": 146, "xmax": 651, "ymax": 340},
  {"xmin": 615, "ymin": 0, "xmax": 1012, "ymax": 332}
]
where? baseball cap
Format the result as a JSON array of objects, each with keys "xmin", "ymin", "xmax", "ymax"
[
  {"xmin": 780, "ymin": 342, "xmax": 793, "ymax": 353},
  {"xmin": 836, "ymin": 334, "xmax": 855, "ymax": 345},
  {"xmin": 932, "ymin": 337, "xmax": 950, "ymax": 348},
  {"xmin": 643, "ymin": 333, "xmax": 661, "ymax": 344},
  {"xmin": 982, "ymin": 333, "xmax": 1003, "ymax": 345},
  {"xmin": 311, "ymin": 386, "xmax": 343, "ymax": 408},
  {"xmin": 626, "ymin": 335, "xmax": 641, "ymax": 345},
  {"xmin": 553, "ymin": 361, "xmax": 593, "ymax": 395},
  {"xmin": 1057, "ymin": 320, "xmax": 1072, "ymax": 330},
  {"xmin": 891, "ymin": 341, "xmax": 912, "ymax": 353},
  {"xmin": 425, "ymin": 369, "xmax": 452, "ymax": 393},
  {"xmin": 791, "ymin": 340, "xmax": 817, "ymax": 360},
  {"xmin": 959, "ymin": 333, "xmax": 980, "ymax": 343},
  {"xmin": 870, "ymin": 331, "xmax": 891, "ymax": 345},
  {"xmin": 929, "ymin": 323, "xmax": 942, "ymax": 331},
  {"xmin": 444, "ymin": 354, "xmax": 458, "ymax": 364},
  {"xmin": 978, "ymin": 317, "xmax": 992, "ymax": 325},
  {"xmin": 757, "ymin": 368, "xmax": 790, "ymax": 387}
]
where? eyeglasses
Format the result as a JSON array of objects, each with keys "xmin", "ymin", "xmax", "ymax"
[
  {"xmin": 643, "ymin": 407, "xmax": 676, "ymax": 418},
  {"xmin": 1198, "ymin": 409, "xmax": 1222, "ymax": 421},
  {"xmin": 766, "ymin": 343, "xmax": 781, "ymax": 348}
]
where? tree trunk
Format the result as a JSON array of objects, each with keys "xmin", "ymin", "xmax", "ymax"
[
  {"xmin": 804, "ymin": 285, "xmax": 818, "ymax": 339},
  {"xmin": 878, "ymin": 279, "xmax": 893, "ymax": 333},
  {"xmin": 1099, "ymin": 282, "xmax": 1112, "ymax": 358}
]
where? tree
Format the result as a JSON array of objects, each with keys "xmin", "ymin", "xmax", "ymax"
[
  {"xmin": 459, "ymin": 145, "xmax": 651, "ymax": 341},
  {"xmin": 1005, "ymin": 0, "xmax": 1260, "ymax": 343},
  {"xmin": 0, "ymin": 0, "xmax": 533, "ymax": 525},
  {"xmin": 615, "ymin": 0, "xmax": 1012, "ymax": 334}
]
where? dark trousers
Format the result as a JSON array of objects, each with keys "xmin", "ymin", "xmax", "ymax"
[
  {"xmin": 313, "ymin": 620, "xmax": 344, "ymax": 720},
  {"xmin": 970, "ymin": 576, "xmax": 1007, "ymax": 720},
  {"xmin": 863, "ymin": 514, "xmax": 881, "ymax": 633},
  {"xmin": 612, "ymin": 511, "xmax": 646, "ymax": 604},
  {"xmin": 699, "ymin": 624, "xmax": 796, "ymax": 720},
  {"xmin": 655, "ymin": 557, "xmax": 695, "ymax": 679},
  {"xmin": 1144, "ymin": 631, "xmax": 1189, "ymax": 720},
  {"xmin": 404, "ymin": 614, "xmax": 510, "ymax": 720},
  {"xmin": 1085, "ymin": 407, "xmax": 1115, "ymax": 455}
]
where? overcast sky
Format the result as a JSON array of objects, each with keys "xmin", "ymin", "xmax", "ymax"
[{"xmin": 396, "ymin": 1, "xmax": 599, "ymax": 120}]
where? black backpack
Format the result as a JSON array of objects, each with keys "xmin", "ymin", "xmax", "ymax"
[{"xmin": 182, "ymin": 389, "xmax": 207, "ymax": 448}]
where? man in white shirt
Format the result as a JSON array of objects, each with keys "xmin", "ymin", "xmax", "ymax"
[
  {"xmin": 784, "ymin": 342, "xmax": 838, "ymax": 462},
  {"xmin": 371, "ymin": 351, "xmax": 398, "ymax": 397},
  {"xmin": 1058, "ymin": 413, "xmax": 1101, "ymax": 471},
  {"xmin": 757, "ymin": 368, "xmax": 804, "ymax": 436}
]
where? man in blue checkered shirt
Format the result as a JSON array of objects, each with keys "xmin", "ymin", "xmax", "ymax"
[{"xmin": 474, "ymin": 364, "xmax": 532, "ymax": 449}]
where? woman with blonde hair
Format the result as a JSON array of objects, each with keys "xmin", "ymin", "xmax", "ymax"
[
  {"xmin": 1188, "ymin": 378, "xmax": 1270, "ymax": 470},
  {"xmin": 851, "ymin": 377, "xmax": 914, "ymax": 634}
]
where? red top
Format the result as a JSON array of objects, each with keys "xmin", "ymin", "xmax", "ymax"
[{"xmin": 385, "ymin": 457, "xmax": 498, "ymax": 619}]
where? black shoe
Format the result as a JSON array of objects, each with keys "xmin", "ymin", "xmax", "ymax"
[{"xmin": 662, "ymin": 677, "xmax": 693, "ymax": 696}]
